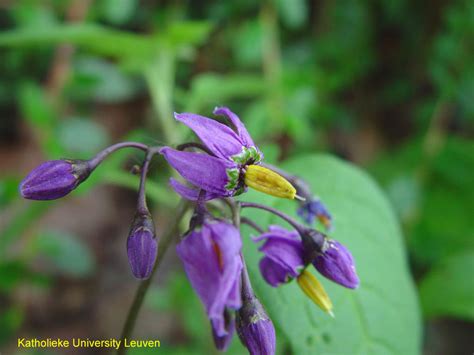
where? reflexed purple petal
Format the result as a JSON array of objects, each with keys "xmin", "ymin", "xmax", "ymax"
[
  {"xmin": 259, "ymin": 257, "xmax": 290, "ymax": 287},
  {"xmin": 175, "ymin": 112, "xmax": 244, "ymax": 159},
  {"xmin": 177, "ymin": 220, "xmax": 242, "ymax": 329},
  {"xmin": 213, "ymin": 106, "xmax": 255, "ymax": 147},
  {"xmin": 160, "ymin": 147, "xmax": 236, "ymax": 195},
  {"xmin": 169, "ymin": 178, "xmax": 220, "ymax": 201},
  {"xmin": 127, "ymin": 228, "xmax": 157, "ymax": 279},
  {"xmin": 254, "ymin": 226, "xmax": 305, "ymax": 287},
  {"xmin": 20, "ymin": 160, "xmax": 79, "ymax": 200},
  {"xmin": 211, "ymin": 314, "xmax": 235, "ymax": 351},
  {"xmin": 313, "ymin": 240, "xmax": 359, "ymax": 289}
]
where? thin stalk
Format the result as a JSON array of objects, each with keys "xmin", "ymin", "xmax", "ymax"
[
  {"xmin": 240, "ymin": 201, "xmax": 306, "ymax": 235},
  {"xmin": 117, "ymin": 199, "xmax": 190, "ymax": 354},
  {"xmin": 88, "ymin": 142, "xmax": 149, "ymax": 171},
  {"xmin": 241, "ymin": 217, "xmax": 264, "ymax": 234},
  {"xmin": 176, "ymin": 142, "xmax": 215, "ymax": 156},
  {"xmin": 136, "ymin": 150, "xmax": 159, "ymax": 215}
]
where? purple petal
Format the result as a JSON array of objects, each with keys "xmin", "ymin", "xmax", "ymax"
[
  {"xmin": 177, "ymin": 220, "xmax": 242, "ymax": 328},
  {"xmin": 169, "ymin": 178, "xmax": 220, "ymax": 201},
  {"xmin": 213, "ymin": 106, "xmax": 255, "ymax": 147},
  {"xmin": 258, "ymin": 238, "xmax": 304, "ymax": 276},
  {"xmin": 160, "ymin": 147, "xmax": 235, "ymax": 196},
  {"xmin": 211, "ymin": 314, "xmax": 235, "ymax": 351},
  {"xmin": 313, "ymin": 240, "xmax": 359, "ymax": 289},
  {"xmin": 175, "ymin": 112, "xmax": 244, "ymax": 159},
  {"xmin": 259, "ymin": 257, "xmax": 291, "ymax": 287}
]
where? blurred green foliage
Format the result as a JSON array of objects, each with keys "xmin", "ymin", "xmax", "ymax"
[{"xmin": 0, "ymin": 0, "xmax": 472, "ymax": 353}]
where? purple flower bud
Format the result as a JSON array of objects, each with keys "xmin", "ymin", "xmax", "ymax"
[
  {"xmin": 313, "ymin": 240, "xmax": 359, "ymax": 289},
  {"xmin": 297, "ymin": 197, "xmax": 332, "ymax": 229},
  {"xmin": 211, "ymin": 310, "xmax": 235, "ymax": 351},
  {"xmin": 127, "ymin": 213, "xmax": 157, "ymax": 279},
  {"xmin": 19, "ymin": 159, "xmax": 91, "ymax": 200},
  {"xmin": 237, "ymin": 297, "xmax": 276, "ymax": 355}
]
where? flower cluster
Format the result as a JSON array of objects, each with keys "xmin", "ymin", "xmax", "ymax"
[{"xmin": 19, "ymin": 107, "xmax": 359, "ymax": 354}]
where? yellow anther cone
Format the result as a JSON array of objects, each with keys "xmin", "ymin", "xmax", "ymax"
[
  {"xmin": 297, "ymin": 269, "xmax": 334, "ymax": 317},
  {"xmin": 244, "ymin": 165, "xmax": 297, "ymax": 199}
]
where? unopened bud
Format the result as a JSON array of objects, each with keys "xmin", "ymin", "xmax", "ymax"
[
  {"xmin": 244, "ymin": 165, "xmax": 296, "ymax": 199},
  {"xmin": 126, "ymin": 212, "xmax": 157, "ymax": 279},
  {"xmin": 237, "ymin": 297, "xmax": 276, "ymax": 355},
  {"xmin": 20, "ymin": 159, "xmax": 91, "ymax": 200},
  {"xmin": 313, "ymin": 240, "xmax": 359, "ymax": 289}
]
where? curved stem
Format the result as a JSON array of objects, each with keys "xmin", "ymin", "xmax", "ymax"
[
  {"xmin": 136, "ymin": 150, "xmax": 159, "ymax": 215},
  {"xmin": 241, "ymin": 217, "xmax": 264, "ymax": 234},
  {"xmin": 88, "ymin": 142, "xmax": 149, "ymax": 171},
  {"xmin": 117, "ymin": 199, "xmax": 190, "ymax": 354},
  {"xmin": 240, "ymin": 201, "xmax": 306, "ymax": 235}
]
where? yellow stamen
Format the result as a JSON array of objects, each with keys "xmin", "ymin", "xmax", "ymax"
[
  {"xmin": 244, "ymin": 165, "xmax": 296, "ymax": 199},
  {"xmin": 297, "ymin": 269, "xmax": 334, "ymax": 316}
]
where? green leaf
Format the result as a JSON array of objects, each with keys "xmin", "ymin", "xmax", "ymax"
[
  {"xmin": 33, "ymin": 230, "xmax": 95, "ymax": 277},
  {"xmin": 240, "ymin": 154, "xmax": 421, "ymax": 354},
  {"xmin": 0, "ymin": 24, "xmax": 155, "ymax": 59},
  {"xmin": 58, "ymin": 117, "xmax": 109, "ymax": 157},
  {"xmin": 419, "ymin": 252, "xmax": 474, "ymax": 320}
]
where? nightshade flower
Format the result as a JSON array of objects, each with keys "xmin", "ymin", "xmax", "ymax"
[
  {"xmin": 313, "ymin": 240, "xmax": 359, "ymax": 289},
  {"xmin": 19, "ymin": 159, "xmax": 91, "ymax": 200},
  {"xmin": 253, "ymin": 225, "xmax": 305, "ymax": 287},
  {"xmin": 161, "ymin": 107, "xmax": 297, "ymax": 201},
  {"xmin": 126, "ymin": 212, "xmax": 157, "ymax": 279},
  {"xmin": 297, "ymin": 197, "xmax": 332, "ymax": 229},
  {"xmin": 176, "ymin": 217, "xmax": 243, "ymax": 337}
]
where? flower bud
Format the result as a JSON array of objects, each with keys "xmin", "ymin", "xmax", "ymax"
[
  {"xmin": 126, "ymin": 213, "xmax": 157, "ymax": 279},
  {"xmin": 313, "ymin": 240, "xmax": 359, "ymax": 289},
  {"xmin": 297, "ymin": 269, "xmax": 333, "ymax": 317},
  {"xmin": 211, "ymin": 311, "xmax": 235, "ymax": 351},
  {"xmin": 19, "ymin": 159, "xmax": 91, "ymax": 200},
  {"xmin": 244, "ymin": 165, "xmax": 296, "ymax": 200},
  {"xmin": 237, "ymin": 297, "xmax": 276, "ymax": 355}
]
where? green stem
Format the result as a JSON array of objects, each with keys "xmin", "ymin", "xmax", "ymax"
[{"xmin": 117, "ymin": 199, "xmax": 190, "ymax": 354}]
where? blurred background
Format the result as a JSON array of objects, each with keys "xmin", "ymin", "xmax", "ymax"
[{"xmin": 0, "ymin": 0, "xmax": 472, "ymax": 354}]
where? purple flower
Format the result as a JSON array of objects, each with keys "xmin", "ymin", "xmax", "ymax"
[
  {"xmin": 161, "ymin": 107, "xmax": 263, "ymax": 200},
  {"xmin": 253, "ymin": 226, "xmax": 305, "ymax": 287},
  {"xmin": 297, "ymin": 197, "xmax": 332, "ymax": 229},
  {"xmin": 237, "ymin": 298, "xmax": 276, "ymax": 355},
  {"xmin": 211, "ymin": 310, "xmax": 235, "ymax": 351},
  {"xmin": 127, "ymin": 213, "xmax": 157, "ymax": 279},
  {"xmin": 19, "ymin": 159, "xmax": 91, "ymax": 200},
  {"xmin": 313, "ymin": 240, "xmax": 359, "ymax": 289},
  {"xmin": 177, "ymin": 218, "xmax": 243, "ymax": 335}
]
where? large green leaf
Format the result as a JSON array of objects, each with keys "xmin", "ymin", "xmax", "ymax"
[
  {"xmin": 419, "ymin": 251, "xmax": 474, "ymax": 320},
  {"xmin": 240, "ymin": 154, "xmax": 421, "ymax": 354}
]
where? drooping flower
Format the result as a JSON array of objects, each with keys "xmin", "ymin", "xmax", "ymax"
[
  {"xmin": 161, "ymin": 107, "xmax": 297, "ymax": 201},
  {"xmin": 253, "ymin": 225, "xmax": 305, "ymax": 287},
  {"xmin": 126, "ymin": 212, "xmax": 157, "ymax": 279},
  {"xmin": 313, "ymin": 240, "xmax": 359, "ymax": 289},
  {"xmin": 176, "ymin": 217, "xmax": 243, "ymax": 337},
  {"xmin": 236, "ymin": 294, "xmax": 276, "ymax": 355},
  {"xmin": 19, "ymin": 159, "xmax": 91, "ymax": 200},
  {"xmin": 297, "ymin": 197, "xmax": 332, "ymax": 229}
]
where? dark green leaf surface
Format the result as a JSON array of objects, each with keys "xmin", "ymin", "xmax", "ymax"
[
  {"xmin": 419, "ymin": 252, "xmax": 474, "ymax": 320},
  {"xmin": 240, "ymin": 154, "xmax": 421, "ymax": 354}
]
